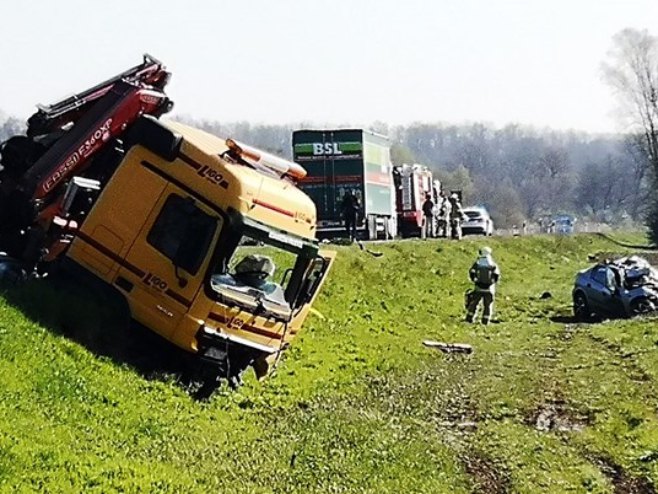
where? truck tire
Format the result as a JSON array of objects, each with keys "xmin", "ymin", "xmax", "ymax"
[
  {"xmin": 125, "ymin": 115, "xmax": 182, "ymax": 162},
  {"xmin": 0, "ymin": 136, "xmax": 45, "ymax": 176}
]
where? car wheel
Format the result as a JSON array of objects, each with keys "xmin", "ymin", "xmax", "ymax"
[
  {"xmin": 630, "ymin": 297, "xmax": 655, "ymax": 316},
  {"xmin": 573, "ymin": 292, "xmax": 591, "ymax": 321}
]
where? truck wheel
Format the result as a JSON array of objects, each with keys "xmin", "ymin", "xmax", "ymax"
[
  {"xmin": 0, "ymin": 136, "xmax": 43, "ymax": 175},
  {"xmin": 192, "ymin": 364, "xmax": 223, "ymax": 400},
  {"xmin": 0, "ymin": 256, "xmax": 26, "ymax": 285}
]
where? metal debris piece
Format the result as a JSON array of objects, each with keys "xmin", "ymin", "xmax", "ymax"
[{"xmin": 422, "ymin": 340, "xmax": 473, "ymax": 354}]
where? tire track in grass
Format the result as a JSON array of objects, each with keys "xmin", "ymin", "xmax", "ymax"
[
  {"xmin": 585, "ymin": 330, "xmax": 654, "ymax": 385},
  {"xmin": 546, "ymin": 322, "xmax": 658, "ymax": 492},
  {"xmin": 480, "ymin": 320, "xmax": 643, "ymax": 491},
  {"xmin": 461, "ymin": 452, "xmax": 511, "ymax": 494},
  {"xmin": 585, "ymin": 454, "xmax": 656, "ymax": 494},
  {"xmin": 355, "ymin": 357, "xmax": 518, "ymax": 493}
]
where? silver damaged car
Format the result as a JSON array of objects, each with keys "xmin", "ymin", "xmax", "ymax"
[{"xmin": 572, "ymin": 256, "xmax": 658, "ymax": 321}]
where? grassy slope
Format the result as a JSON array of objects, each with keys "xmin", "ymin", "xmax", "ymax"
[{"xmin": 1, "ymin": 233, "xmax": 658, "ymax": 492}]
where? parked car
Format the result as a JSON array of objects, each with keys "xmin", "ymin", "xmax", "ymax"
[
  {"xmin": 554, "ymin": 215, "xmax": 575, "ymax": 235},
  {"xmin": 572, "ymin": 256, "xmax": 658, "ymax": 321},
  {"xmin": 462, "ymin": 207, "xmax": 494, "ymax": 236}
]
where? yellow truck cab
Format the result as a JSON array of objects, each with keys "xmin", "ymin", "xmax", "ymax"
[{"xmin": 65, "ymin": 116, "xmax": 334, "ymax": 385}]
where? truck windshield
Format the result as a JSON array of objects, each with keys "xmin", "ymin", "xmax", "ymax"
[{"xmin": 209, "ymin": 225, "xmax": 317, "ymax": 321}]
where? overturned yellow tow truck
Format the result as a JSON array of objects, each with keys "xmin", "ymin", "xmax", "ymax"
[
  {"xmin": 68, "ymin": 122, "xmax": 335, "ymax": 386},
  {"xmin": 0, "ymin": 56, "xmax": 334, "ymax": 391}
]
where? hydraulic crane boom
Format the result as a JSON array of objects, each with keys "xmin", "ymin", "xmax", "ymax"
[
  {"xmin": 27, "ymin": 54, "xmax": 170, "ymax": 136},
  {"xmin": 24, "ymin": 79, "xmax": 171, "ymax": 200},
  {"xmin": 0, "ymin": 54, "xmax": 173, "ymax": 270}
]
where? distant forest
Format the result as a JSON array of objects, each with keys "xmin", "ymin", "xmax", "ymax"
[
  {"xmin": 170, "ymin": 117, "xmax": 648, "ymax": 229},
  {"xmin": 0, "ymin": 110, "xmax": 645, "ymax": 229}
]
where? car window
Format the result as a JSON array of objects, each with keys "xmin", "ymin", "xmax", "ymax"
[
  {"xmin": 591, "ymin": 267, "xmax": 609, "ymax": 286},
  {"xmin": 606, "ymin": 269, "xmax": 618, "ymax": 289}
]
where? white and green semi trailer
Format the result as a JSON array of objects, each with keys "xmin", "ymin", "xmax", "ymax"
[{"xmin": 292, "ymin": 129, "xmax": 397, "ymax": 240}]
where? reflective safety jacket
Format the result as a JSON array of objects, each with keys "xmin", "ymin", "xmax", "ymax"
[{"xmin": 469, "ymin": 255, "xmax": 501, "ymax": 293}]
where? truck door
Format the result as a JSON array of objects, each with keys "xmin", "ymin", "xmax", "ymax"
[
  {"xmin": 294, "ymin": 249, "xmax": 336, "ymax": 313},
  {"xmin": 118, "ymin": 186, "xmax": 221, "ymax": 339}
]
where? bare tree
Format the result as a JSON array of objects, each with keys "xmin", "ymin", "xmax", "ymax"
[
  {"xmin": 603, "ymin": 28, "xmax": 658, "ymax": 240},
  {"xmin": 603, "ymin": 28, "xmax": 658, "ymax": 173},
  {"xmin": 621, "ymin": 134, "xmax": 650, "ymax": 219}
]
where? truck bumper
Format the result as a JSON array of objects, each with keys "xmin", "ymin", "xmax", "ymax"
[{"xmin": 196, "ymin": 325, "xmax": 279, "ymax": 361}]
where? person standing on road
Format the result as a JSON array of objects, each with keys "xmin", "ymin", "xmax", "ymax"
[
  {"xmin": 436, "ymin": 190, "xmax": 451, "ymax": 238},
  {"xmin": 465, "ymin": 246, "xmax": 501, "ymax": 325},
  {"xmin": 449, "ymin": 193, "xmax": 465, "ymax": 240},
  {"xmin": 421, "ymin": 193, "xmax": 435, "ymax": 239},
  {"xmin": 341, "ymin": 190, "xmax": 360, "ymax": 241}
]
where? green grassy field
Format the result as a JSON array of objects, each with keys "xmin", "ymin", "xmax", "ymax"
[{"xmin": 1, "ymin": 233, "xmax": 658, "ymax": 493}]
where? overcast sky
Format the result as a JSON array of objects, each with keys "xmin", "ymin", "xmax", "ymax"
[{"xmin": 1, "ymin": 0, "xmax": 656, "ymax": 133}]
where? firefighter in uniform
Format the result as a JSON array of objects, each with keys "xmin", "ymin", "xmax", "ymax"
[
  {"xmin": 448, "ymin": 193, "xmax": 465, "ymax": 240},
  {"xmin": 465, "ymin": 246, "xmax": 500, "ymax": 325},
  {"xmin": 436, "ymin": 190, "xmax": 451, "ymax": 238}
]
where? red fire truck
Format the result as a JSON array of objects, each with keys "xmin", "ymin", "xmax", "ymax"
[{"xmin": 393, "ymin": 164, "xmax": 440, "ymax": 238}]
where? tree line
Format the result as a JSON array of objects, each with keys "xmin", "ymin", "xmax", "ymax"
[
  {"xmin": 1, "ymin": 28, "xmax": 655, "ymax": 235},
  {"xmin": 0, "ymin": 111, "xmax": 646, "ymax": 230},
  {"xmin": 176, "ymin": 118, "xmax": 647, "ymax": 230}
]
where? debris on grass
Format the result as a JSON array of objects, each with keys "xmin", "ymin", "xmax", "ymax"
[
  {"xmin": 422, "ymin": 340, "xmax": 473, "ymax": 354},
  {"xmin": 438, "ymin": 420, "xmax": 478, "ymax": 431}
]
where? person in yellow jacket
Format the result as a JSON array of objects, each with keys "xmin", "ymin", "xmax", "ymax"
[{"xmin": 465, "ymin": 246, "xmax": 500, "ymax": 325}]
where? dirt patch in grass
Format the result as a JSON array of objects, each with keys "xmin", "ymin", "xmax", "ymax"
[
  {"xmin": 587, "ymin": 454, "xmax": 656, "ymax": 494},
  {"xmin": 527, "ymin": 399, "xmax": 592, "ymax": 432},
  {"xmin": 462, "ymin": 452, "xmax": 511, "ymax": 494}
]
